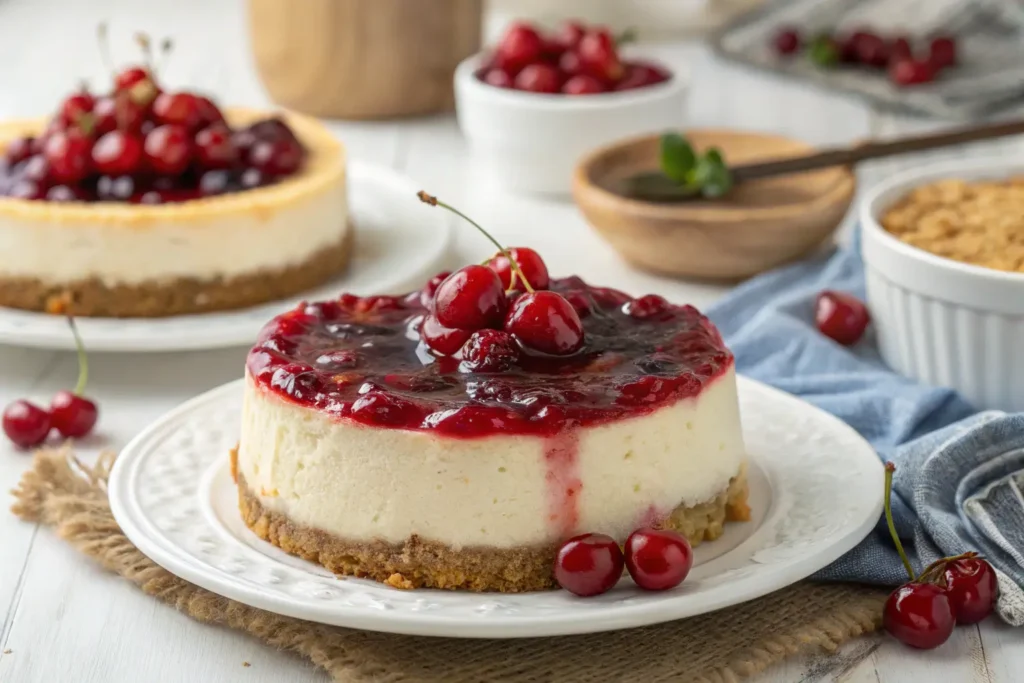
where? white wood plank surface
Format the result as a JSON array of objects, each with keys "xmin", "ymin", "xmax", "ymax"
[{"xmin": 0, "ymin": 0, "xmax": 1020, "ymax": 681}]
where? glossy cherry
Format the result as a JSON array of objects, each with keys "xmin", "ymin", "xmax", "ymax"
[
  {"xmin": 50, "ymin": 390, "xmax": 98, "ymax": 439},
  {"xmin": 883, "ymin": 583, "xmax": 955, "ymax": 649},
  {"xmin": 92, "ymin": 94, "xmax": 146, "ymax": 135},
  {"xmin": 944, "ymin": 555, "xmax": 998, "ymax": 625},
  {"xmin": 460, "ymin": 329, "xmax": 519, "ymax": 373},
  {"xmin": 624, "ymin": 294, "xmax": 671, "ymax": 321},
  {"xmin": 2, "ymin": 400, "xmax": 51, "ymax": 449},
  {"xmin": 562, "ymin": 74, "xmax": 606, "ymax": 95},
  {"xmin": 891, "ymin": 36, "xmax": 913, "ymax": 62},
  {"xmin": 577, "ymin": 28, "xmax": 623, "ymax": 82},
  {"xmin": 504, "ymin": 290, "xmax": 584, "ymax": 355},
  {"xmin": 91, "ymin": 130, "xmax": 144, "ymax": 176},
  {"xmin": 59, "ymin": 91, "xmax": 95, "ymax": 127},
  {"xmin": 514, "ymin": 63, "xmax": 561, "ymax": 94},
  {"xmin": 624, "ymin": 528, "xmax": 693, "ymax": 591},
  {"xmin": 773, "ymin": 28, "xmax": 801, "ymax": 56},
  {"xmin": 419, "ymin": 271, "xmax": 452, "ymax": 310},
  {"xmin": 615, "ymin": 62, "xmax": 670, "ymax": 90},
  {"xmin": 247, "ymin": 137, "xmax": 304, "ymax": 176},
  {"xmin": 434, "ymin": 265, "xmax": 507, "ymax": 331},
  {"xmin": 152, "ymin": 92, "xmax": 204, "ymax": 130},
  {"xmin": 482, "ymin": 68, "xmax": 514, "ymax": 89},
  {"xmin": 44, "ymin": 130, "xmax": 92, "ymax": 184},
  {"xmin": 814, "ymin": 290, "xmax": 869, "ymax": 345},
  {"xmin": 929, "ymin": 36, "xmax": 957, "ymax": 69},
  {"xmin": 550, "ymin": 21, "xmax": 586, "ymax": 54},
  {"xmin": 495, "ymin": 22, "xmax": 544, "ymax": 74},
  {"xmin": 420, "ymin": 314, "xmax": 473, "ymax": 356},
  {"xmin": 558, "ymin": 51, "xmax": 585, "ymax": 78},
  {"xmin": 144, "ymin": 124, "xmax": 192, "ymax": 174},
  {"xmin": 4, "ymin": 137, "xmax": 35, "ymax": 165},
  {"xmin": 114, "ymin": 66, "xmax": 151, "ymax": 92},
  {"xmin": 890, "ymin": 59, "xmax": 935, "ymax": 86},
  {"xmin": 195, "ymin": 96, "xmax": 225, "ymax": 126},
  {"xmin": 195, "ymin": 123, "xmax": 238, "ymax": 169},
  {"xmin": 487, "ymin": 246, "xmax": 550, "ymax": 291},
  {"xmin": 553, "ymin": 533, "xmax": 624, "ymax": 597}
]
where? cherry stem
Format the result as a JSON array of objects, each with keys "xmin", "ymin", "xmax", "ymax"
[
  {"xmin": 417, "ymin": 191, "xmax": 534, "ymax": 293},
  {"xmin": 884, "ymin": 462, "xmax": 916, "ymax": 582},
  {"xmin": 96, "ymin": 23, "xmax": 115, "ymax": 75},
  {"xmin": 135, "ymin": 32, "xmax": 155, "ymax": 73},
  {"xmin": 918, "ymin": 551, "xmax": 977, "ymax": 584},
  {"xmin": 67, "ymin": 316, "xmax": 88, "ymax": 396},
  {"xmin": 157, "ymin": 38, "xmax": 173, "ymax": 76}
]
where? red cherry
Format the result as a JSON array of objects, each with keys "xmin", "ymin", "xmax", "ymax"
[
  {"xmin": 495, "ymin": 22, "xmax": 543, "ymax": 74},
  {"xmin": 434, "ymin": 265, "xmax": 506, "ymax": 330},
  {"xmin": 487, "ymin": 247, "xmax": 550, "ymax": 291},
  {"xmin": 2, "ymin": 400, "xmax": 51, "ymax": 448},
  {"xmin": 514, "ymin": 63, "xmax": 561, "ymax": 94},
  {"xmin": 814, "ymin": 290, "xmax": 869, "ymax": 345},
  {"xmin": 4, "ymin": 137, "xmax": 35, "ymax": 165},
  {"xmin": 8, "ymin": 180, "xmax": 46, "ymax": 200},
  {"xmin": 114, "ymin": 66, "xmax": 151, "ymax": 92},
  {"xmin": 889, "ymin": 59, "xmax": 935, "ymax": 86},
  {"xmin": 577, "ymin": 28, "xmax": 624, "ymax": 82},
  {"xmin": 551, "ymin": 20, "xmax": 586, "ymax": 53},
  {"xmin": 883, "ymin": 583, "xmax": 955, "ymax": 649},
  {"xmin": 419, "ymin": 271, "xmax": 451, "ymax": 309},
  {"xmin": 91, "ymin": 130, "xmax": 144, "ymax": 175},
  {"xmin": 854, "ymin": 32, "xmax": 889, "ymax": 68},
  {"xmin": 615, "ymin": 62, "xmax": 671, "ymax": 90},
  {"xmin": 929, "ymin": 36, "xmax": 957, "ymax": 69},
  {"xmin": 562, "ymin": 74, "xmax": 606, "ymax": 95},
  {"xmin": 504, "ymin": 291, "xmax": 584, "ymax": 355},
  {"xmin": 623, "ymin": 294, "xmax": 670, "ymax": 321},
  {"xmin": 196, "ymin": 96, "xmax": 225, "ymax": 126},
  {"xmin": 152, "ymin": 92, "xmax": 204, "ymax": 130},
  {"xmin": 624, "ymin": 528, "xmax": 693, "ymax": 591},
  {"xmin": 553, "ymin": 533, "xmax": 624, "ymax": 597},
  {"xmin": 420, "ymin": 314, "xmax": 473, "ymax": 356},
  {"xmin": 461, "ymin": 329, "xmax": 519, "ymax": 372},
  {"xmin": 247, "ymin": 137, "xmax": 304, "ymax": 176},
  {"xmin": 558, "ymin": 51, "xmax": 585, "ymax": 78},
  {"xmin": 944, "ymin": 556, "xmax": 998, "ymax": 624},
  {"xmin": 144, "ymin": 124, "xmax": 192, "ymax": 174},
  {"xmin": 92, "ymin": 94, "xmax": 146, "ymax": 135},
  {"xmin": 481, "ymin": 68, "xmax": 514, "ymax": 89},
  {"xmin": 195, "ymin": 124, "xmax": 238, "ymax": 169},
  {"xmin": 49, "ymin": 390, "xmax": 98, "ymax": 439},
  {"xmin": 59, "ymin": 91, "xmax": 95, "ymax": 127},
  {"xmin": 350, "ymin": 391, "xmax": 426, "ymax": 427},
  {"xmin": 891, "ymin": 36, "xmax": 913, "ymax": 62},
  {"xmin": 773, "ymin": 28, "xmax": 801, "ymax": 56},
  {"xmin": 44, "ymin": 130, "xmax": 92, "ymax": 183}
]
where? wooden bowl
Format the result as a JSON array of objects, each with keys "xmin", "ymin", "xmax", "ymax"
[
  {"xmin": 247, "ymin": 0, "xmax": 482, "ymax": 120},
  {"xmin": 572, "ymin": 130, "xmax": 857, "ymax": 281}
]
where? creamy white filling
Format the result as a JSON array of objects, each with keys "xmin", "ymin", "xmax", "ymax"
[{"xmin": 237, "ymin": 367, "xmax": 746, "ymax": 549}]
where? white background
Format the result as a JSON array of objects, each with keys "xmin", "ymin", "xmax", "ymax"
[{"xmin": 0, "ymin": 0, "xmax": 1022, "ymax": 681}]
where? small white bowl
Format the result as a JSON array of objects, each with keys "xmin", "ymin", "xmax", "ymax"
[
  {"xmin": 453, "ymin": 55, "xmax": 687, "ymax": 195},
  {"xmin": 861, "ymin": 158, "xmax": 1024, "ymax": 412}
]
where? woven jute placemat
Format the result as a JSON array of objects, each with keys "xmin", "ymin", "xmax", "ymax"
[{"xmin": 11, "ymin": 449, "xmax": 888, "ymax": 683}]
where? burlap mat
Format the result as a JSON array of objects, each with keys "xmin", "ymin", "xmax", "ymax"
[{"xmin": 11, "ymin": 448, "xmax": 889, "ymax": 683}]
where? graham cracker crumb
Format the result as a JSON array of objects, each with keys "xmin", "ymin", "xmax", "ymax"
[
  {"xmin": 242, "ymin": 661, "xmax": 250, "ymax": 667},
  {"xmin": 385, "ymin": 573, "xmax": 415, "ymax": 590},
  {"xmin": 881, "ymin": 177, "xmax": 1024, "ymax": 272},
  {"xmin": 3, "ymin": 649, "xmax": 11, "ymax": 655}
]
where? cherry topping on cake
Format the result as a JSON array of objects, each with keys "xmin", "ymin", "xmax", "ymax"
[
  {"xmin": 4, "ymin": 137, "xmax": 35, "ymax": 165},
  {"xmin": 144, "ymin": 124, "xmax": 192, "ymax": 174},
  {"xmin": 434, "ymin": 265, "xmax": 507, "ymax": 331},
  {"xmin": 420, "ymin": 314, "xmax": 474, "ymax": 356},
  {"xmin": 554, "ymin": 533, "xmax": 624, "ymax": 597},
  {"xmin": 487, "ymin": 247, "xmax": 550, "ymax": 291},
  {"xmin": 58, "ymin": 90, "xmax": 96, "ymax": 127},
  {"xmin": 44, "ymin": 131, "xmax": 93, "ymax": 184},
  {"xmin": 92, "ymin": 130, "xmax": 144, "ymax": 176},
  {"xmin": 505, "ymin": 291, "xmax": 584, "ymax": 356},
  {"xmin": 152, "ymin": 91, "xmax": 205, "ymax": 130},
  {"xmin": 194, "ymin": 123, "xmax": 238, "ymax": 169},
  {"xmin": 247, "ymin": 136, "xmax": 305, "ymax": 176},
  {"xmin": 624, "ymin": 528, "xmax": 693, "ymax": 591},
  {"xmin": 461, "ymin": 329, "xmax": 519, "ymax": 373},
  {"xmin": 815, "ymin": 290, "xmax": 870, "ymax": 346},
  {"xmin": 419, "ymin": 271, "xmax": 452, "ymax": 310},
  {"xmin": 114, "ymin": 66, "xmax": 152, "ymax": 93}
]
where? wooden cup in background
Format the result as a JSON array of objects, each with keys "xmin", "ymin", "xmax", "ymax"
[{"xmin": 248, "ymin": 0, "xmax": 482, "ymax": 120}]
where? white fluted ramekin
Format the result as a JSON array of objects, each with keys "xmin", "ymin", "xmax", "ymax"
[
  {"xmin": 453, "ymin": 55, "xmax": 687, "ymax": 195},
  {"xmin": 861, "ymin": 158, "xmax": 1024, "ymax": 412}
]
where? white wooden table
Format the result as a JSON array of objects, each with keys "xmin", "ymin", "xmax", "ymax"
[{"xmin": 0, "ymin": 1, "xmax": 1021, "ymax": 681}]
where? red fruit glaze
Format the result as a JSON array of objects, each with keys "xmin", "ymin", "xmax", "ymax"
[
  {"xmin": 815, "ymin": 290, "xmax": 870, "ymax": 345},
  {"xmin": 91, "ymin": 130, "xmax": 144, "ymax": 176},
  {"xmin": 553, "ymin": 533, "xmax": 624, "ymax": 597},
  {"xmin": 487, "ymin": 247, "xmax": 550, "ymax": 290},
  {"xmin": 2, "ymin": 400, "xmax": 51, "ymax": 448},
  {"xmin": 577, "ymin": 28, "xmax": 623, "ymax": 82},
  {"xmin": 495, "ymin": 22, "xmax": 544, "ymax": 74},
  {"xmin": 883, "ymin": 583, "xmax": 955, "ymax": 649},
  {"xmin": 434, "ymin": 265, "xmax": 506, "ymax": 330},
  {"xmin": 624, "ymin": 294, "xmax": 671, "ymax": 321},
  {"xmin": 421, "ymin": 314, "xmax": 474, "ymax": 356},
  {"xmin": 248, "ymin": 276, "xmax": 732, "ymax": 438},
  {"xmin": 929, "ymin": 36, "xmax": 957, "ymax": 69},
  {"xmin": 460, "ymin": 329, "xmax": 519, "ymax": 373},
  {"xmin": 890, "ymin": 59, "xmax": 935, "ymax": 86},
  {"xmin": 505, "ymin": 291, "xmax": 584, "ymax": 355},
  {"xmin": 144, "ymin": 124, "xmax": 192, "ymax": 174},
  {"xmin": 514, "ymin": 63, "xmax": 561, "ymax": 94},
  {"xmin": 944, "ymin": 556, "xmax": 998, "ymax": 625},
  {"xmin": 624, "ymin": 528, "xmax": 693, "ymax": 591},
  {"xmin": 773, "ymin": 28, "xmax": 801, "ymax": 56},
  {"xmin": 44, "ymin": 131, "xmax": 92, "ymax": 183},
  {"xmin": 562, "ymin": 75, "xmax": 606, "ymax": 95},
  {"xmin": 50, "ymin": 390, "xmax": 99, "ymax": 439}
]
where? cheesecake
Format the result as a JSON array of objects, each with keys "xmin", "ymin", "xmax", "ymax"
[{"xmin": 233, "ymin": 274, "xmax": 749, "ymax": 592}]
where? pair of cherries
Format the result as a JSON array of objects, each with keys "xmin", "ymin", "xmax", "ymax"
[
  {"xmin": 2, "ymin": 317, "xmax": 98, "ymax": 448},
  {"xmin": 417, "ymin": 193, "xmax": 584, "ymax": 367},
  {"xmin": 554, "ymin": 527, "xmax": 693, "ymax": 596},
  {"xmin": 881, "ymin": 463, "xmax": 998, "ymax": 649}
]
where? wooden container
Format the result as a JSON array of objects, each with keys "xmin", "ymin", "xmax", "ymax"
[
  {"xmin": 248, "ymin": 0, "xmax": 482, "ymax": 120},
  {"xmin": 573, "ymin": 130, "xmax": 856, "ymax": 281}
]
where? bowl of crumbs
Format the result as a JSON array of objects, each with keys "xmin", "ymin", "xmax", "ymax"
[{"xmin": 862, "ymin": 158, "xmax": 1024, "ymax": 412}]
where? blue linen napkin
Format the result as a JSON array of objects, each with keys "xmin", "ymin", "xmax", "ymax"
[{"xmin": 706, "ymin": 234, "xmax": 1024, "ymax": 626}]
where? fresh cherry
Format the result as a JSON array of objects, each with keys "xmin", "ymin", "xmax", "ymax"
[
  {"xmin": 2, "ymin": 400, "xmax": 51, "ymax": 449},
  {"xmin": 562, "ymin": 74, "xmax": 606, "ymax": 95},
  {"xmin": 50, "ymin": 390, "xmax": 98, "ymax": 439},
  {"xmin": 419, "ymin": 271, "xmax": 452, "ymax": 310},
  {"xmin": 59, "ymin": 91, "xmax": 95, "ymax": 127},
  {"xmin": 495, "ymin": 22, "xmax": 544, "ymax": 74},
  {"xmin": 854, "ymin": 32, "xmax": 889, "ymax": 68},
  {"xmin": 91, "ymin": 130, "xmax": 144, "ymax": 176},
  {"xmin": 624, "ymin": 528, "xmax": 693, "ymax": 591},
  {"xmin": 461, "ymin": 329, "xmax": 519, "ymax": 373},
  {"xmin": 553, "ymin": 533, "xmax": 624, "ymax": 597},
  {"xmin": 482, "ymin": 68, "xmax": 514, "ymax": 89},
  {"xmin": 434, "ymin": 265, "xmax": 506, "ymax": 330},
  {"xmin": 624, "ymin": 294, "xmax": 670, "ymax": 321},
  {"xmin": 773, "ymin": 28, "xmax": 801, "ymax": 56},
  {"xmin": 195, "ymin": 123, "xmax": 238, "ymax": 169},
  {"xmin": 504, "ymin": 291, "xmax": 584, "ymax": 355},
  {"xmin": 4, "ymin": 137, "xmax": 35, "ymax": 165},
  {"xmin": 196, "ymin": 96, "xmax": 225, "ymax": 126},
  {"xmin": 420, "ymin": 314, "xmax": 473, "ymax": 356},
  {"xmin": 114, "ymin": 66, "xmax": 151, "ymax": 93},
  {"xmin": 558, "ymin": 51, "xmax": 585, "ymax": 78},
  {"xmin": 944, "ymin": 555, "xmax": 998, "ymax": 625},
  {"xmin": 883, "ymin": 583, "xmax": 955, "ymax": 650},
  {"xmin": 44, "ymin": 130, "xmax": 92, "ymax": 184},
  {"xmin": 814, "ymin": 290, "xmax": 869, "ymax": 345},
  {"xmin": 615, "ymin": 62, "xmax": 670, "ymax": 90},
  {"xmin": 577, "ymin": 28, "xmax": 623, "ymax": 82},
  {"xmin": 514, "ymin": 63, "xmax": 561, "ymax": 94},
  {"xmin": 92, "ymin": 94, "xmax": 146, "ymax": 135},
  {"xmin": 144, "ymin": 124, "xmax": 192, "ymax": 174},
  {"xmin": 487, "ymin": 247, "xmax": 550, "ymax": 291},
  {"xmin": 891, "ymin": 36, "xmax": 913, "ymax": 62},
  {"xmin": 152, "ymin": 92, "xmax": 204, "ymax": 130},
  {"xmin": 247, "ymin": 137, "xmax": 304, "ymax": 176},
  {"xmin": 551, "ymin": 20, "xmax": 586, "ymax": 54},
  {"xmin": 929, "ymin": 36, "xmax": 957, "ymax": 69},
  {"xmin": 890, "ymin": 59, "xmax": 935, "ymax": 86}
]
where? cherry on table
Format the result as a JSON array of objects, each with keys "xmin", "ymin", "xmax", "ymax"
[
  {"xmin": 944, "ymin": 555, "xmax": 998, "ymax": 624},
  {"xmin": 487, "ymin": 247, "xmax": 550, "ymax": 290},
  {"xmin": 814, "ymin": 290, "xmax": 870, "ymax": 345},
  {"xmin": 773, "ymin": 27, "xmax": 802, "ymax": 56},
  {"xmin": 928, "ymin": 36, "xmax": 957, "ymax": 69},
  {"xmin": 504, "ymin": 290, "xmax": 584, "ymax": 355},
  {"xmin": 514, "ymin": 63, "xmax": 561, "ymax": 94},
  {"xmin": 624, "ymin": 528, "xmax": 693, "ymax": 591},
  {"xmin": 495, "ymin": 22, "xmax": 543, "ymax": 74},
  {"xmin": 434, "ymin": 265, "xmax": 506, "ymax": 331},
  {"xmin": 577, "ymin": 28, "xmax": 624, "ymax": 82},
  {"xmin": 562, "ymin": 75, "xmax": 606, "ymax": 95},
  {"xmin": 2, "ymin": 400, "xmax": 51, "ymax": 449},
  {"xmin": 883, "ymin": 582, "xmax": 955, "ymax": 649},
  {"xmin": 91, "ymin": 130, "xmax": 144, "ymax": 176},
  {"xmin": 889, "ymin": 59, "xmax": 936, "ymax": 86},
  {"xmin": 554, "ymin": 533, "xmax": 625, "ymax": 597},
  {"xmin": 50, "ymin": 390, "xmax": 98, "ymax": 439}
]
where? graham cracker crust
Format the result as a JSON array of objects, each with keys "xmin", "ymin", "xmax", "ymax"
[
  {"xmin": 0, "ymin": 227, "xmax": 352, "ymax": 318},
  {"xmin": 233, "ymin": 448, "xmax": 750, "ymax": 592}
]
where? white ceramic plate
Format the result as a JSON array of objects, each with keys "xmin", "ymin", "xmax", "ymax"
[
  {"xmin": 0, "ymin": 162, "xmax": 453, "ymax": 353},
  {"xmin": 109, "ymin": 376, "xmax": 883, "ymax": 638}
]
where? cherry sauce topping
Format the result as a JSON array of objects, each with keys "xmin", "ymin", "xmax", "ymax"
[{"xmin": 247, "ymin": 277, "xmax": 732, "ymax": 438}]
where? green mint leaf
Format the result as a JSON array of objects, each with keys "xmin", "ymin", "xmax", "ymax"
[
  {"xmin": 660, "ymin": 133, "xmax": 697, "ymax": 185},
  {"xmin": 808, "ymin": 35, "xmax": 839, "ymax": 67},
  {"xmin": 694, "ymin": 148, "xmax": 733, "ymax": 198}
]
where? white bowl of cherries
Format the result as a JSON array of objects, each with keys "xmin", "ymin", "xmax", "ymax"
[{"xmin": 454, "ymin": 19, "xmax": 687, "ymax": 196}]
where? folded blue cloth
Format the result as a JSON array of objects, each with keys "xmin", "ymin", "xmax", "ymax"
[{"xmin": 706, "ymin": 234, "xmax": 1024, "ymax": 626}]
